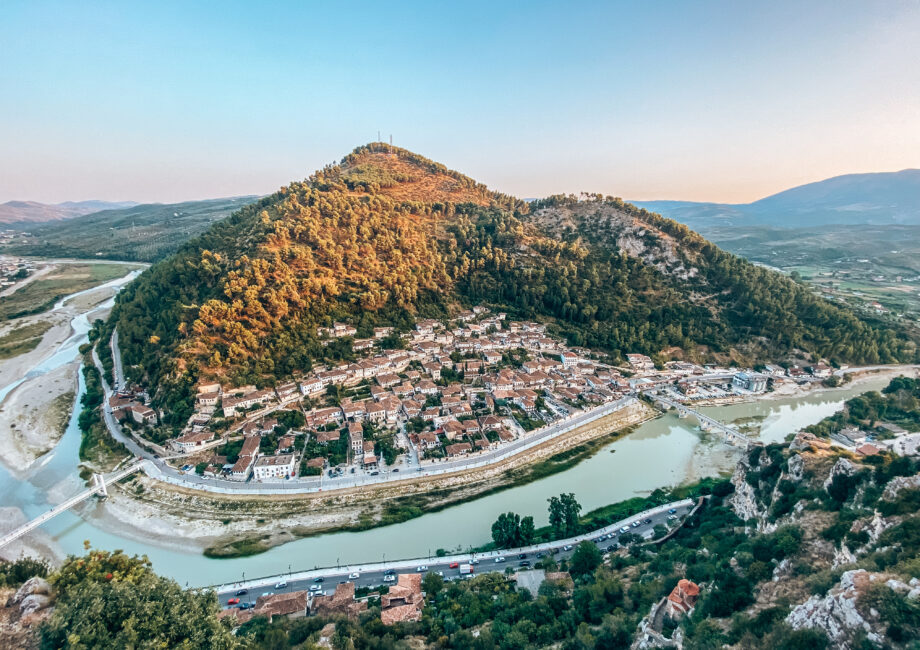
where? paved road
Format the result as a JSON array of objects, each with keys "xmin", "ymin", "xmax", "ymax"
[
  {"xmin": 214, "ymin": 499, "xmax": 696, "ymax": 606},
  {"xmin": 111, "ymin": 329, "xmax": 125, "ymax": 388}
]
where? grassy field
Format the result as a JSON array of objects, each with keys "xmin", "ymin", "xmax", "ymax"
[
  {"xmin": 0, "ymin": 263, "xmax": 139, "ymax": 321},
  {"xmin": 0, "ymin": 320, "xmax": 53, "ymax": 359}
]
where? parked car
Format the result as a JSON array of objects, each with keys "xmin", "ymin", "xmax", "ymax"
[
  {"xmin": 417, "ymin": 565, "xmax": 429, "ymax": 572},
  {"xmin": 384, "ymin": 569, "xmax": 395, "ymax": 575},
  {"xmin": 631, "ymin": 521, "xmax": 641, "ymax": 528},
  {"xmin": 348, "ymin": 572, "xmax": 360, "ymax": 579},
  {"xmin": 309, "ymin": 584, "xmax": 322, "ymax": 592},
  {"xmin": 619, "ymin": 526, "xmax": 631, "ymax": 534},
  {"xmin": 238, "ymin": 602, "xmax": 252, "ymax": 610},
  {"xmin": 518, "ymin": 560, "xmax": 531, "ymax": 567},
  {"xmin": 644, "ymin": 518, "xmax": 652, "ymax": 524},
  {"xmin": 227, "ymin": 598, "xmax": 240, "ymax": 605},
  {"xmin": 383, "ymin": 574, "xmax": 396, "ymax": 583},
  {"xmin": 235, "ymin": 589, "xmax": 248, "ymax": 596},
  {"xmin": 667, "ymin": 514, "xmax": 678, "ymax": 521},
  {"xmin": 563, "ymin": 545, "xmax": 573, "ymax": 551},
  {"xmin": 518, "ymin": 553, "xmax": 527, "ymax": 559},
  {"xmin": 668, "ymin": 508, "xmax": 677, "ymax": 514},
  {"xmin": 494, "ymin": 556, "xmax": 506, "ymax": 563},
  {"xmin": 275, "ymin": 581, "xmax": 287, "ymax": 589},
  {"xmin": 313, "ymin": 577, "xmax": 324, "ymax": 583},
  {"xmin": 449, "ymin": 562, "xmax": 459, "ymax": 569}
]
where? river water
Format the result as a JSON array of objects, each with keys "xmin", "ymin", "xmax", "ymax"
[{"xmin": 0, "ymin": 275, "xmax": 895, "ymax": 587}]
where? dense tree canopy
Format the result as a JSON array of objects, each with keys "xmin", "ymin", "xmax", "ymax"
[{"xmin": 112, "ymin": 144, "xmax": 917, "ymax": 424}]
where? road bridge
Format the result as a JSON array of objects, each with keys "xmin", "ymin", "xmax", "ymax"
[
  {"xmin": 650, "ymin": 393, "xmax": 755, "ymax": 449},
  {"xmin": 0, "ymin": 461, "xmax": 144, "ymax": 549}
]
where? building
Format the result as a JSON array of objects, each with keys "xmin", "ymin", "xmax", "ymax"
[
  {"xmin": 131, "ymin": 405, "xmax": 157, "ymax": 425},
  {"xmin": 380, "ymin": 574, "xmax": 424, "ymax": 625},
  {"xmin": 732, "ymin": 372, "xmax": 767, "ymax": 393},
  {"xmin": 229, "ymin": 435, "xmax": 261, "ymax": 481},
  {"xmin": 251, "ymin": 591, "xmax": 309, "ymax": 622},
  {"xmin": 252, "ymin": 453, "xmax": 297, "ymax": 480},
  {"xmin": 626, "ymin": 353, "xmax": 655, "ymax": 371},
  {"xmin": 348, "ymin": 422, "xmax": 364, "ymax": 455},
  {"xmin": 311, "ymin": 582, "xmax": 368, "ymax": 619},
  {"xmin": 665, "ymin": 579, "xmax": 700, "ymax": 619},
  {"xmin": 171, "ymin": 430, "xmax": 213, "ymax": 453}
]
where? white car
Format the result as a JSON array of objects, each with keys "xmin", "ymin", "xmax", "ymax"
[
  {"xmin": 274, "ymin": 581, "xmax": 287, "ymax": 589},
  {"xmin": 667, "ymin": 515, "xmax": 678, "ymax": 521},
  {"xmin": 309, "ymin": 584, "xmax": 322, "ymax": 592},
  {"xmin": 494, "ymin": 556, "xmax": 506, "ymax": 563},
  {"xmin": 619, "ymin": 526, "xmax": 630, "ymax": 534},
  {"xmin": 383, "ymin": 574, "xmax": 396, "ymax": 582},
  {"xmin": 348, "ymin": 572, "xmax": 360, "ymax": 580},
  {"xmin": 416, "ymin": 565, "xmax": 429, "ymax": 572},
  {"xmin": 563, "ymin": 545, "xmax": 573, "ymax": 551}
]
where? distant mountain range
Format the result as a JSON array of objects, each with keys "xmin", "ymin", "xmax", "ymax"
[
  {"xmin": 0, "ymin": 200, "xmax": 138, "ymax": 224},
  {"xmin": 6, "ymin": 196, "xmax": 259, "ymax": 262},
  {"xmin": 633, "ymin": 169, "xmax": 920, "ymax": 228}
]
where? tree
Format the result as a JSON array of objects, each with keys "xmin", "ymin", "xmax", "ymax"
[
  {"xmin": 520, "ymin": 516, "xmax": 536, "ymax": 545},
  {"xmin": 548, "ymin": 496, "xmax": 566, "ymax": 538},
  {"xmin": 492, "ymin": 512, "xmax": 523, "ymax": 548},
  {"xmin": 41, "ymin": 549, "xmax": 239, "ymax": 649},
  {"xmin": 570, "ymin": 541, "xmax": 602, "ymax": 578},
  {"xmin": 548, "ymin": 492, "xmax": 583, "ymax": 539},
  {"xmin": 422, "ymin": 571, "xmax": 444, "ymax": 599}
]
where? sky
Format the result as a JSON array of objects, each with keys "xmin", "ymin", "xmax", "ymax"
[{"xmin": 1, "ymin": 0, "xmax": 919, "ymax": 204}]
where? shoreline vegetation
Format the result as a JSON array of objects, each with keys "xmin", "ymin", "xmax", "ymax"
[
  {"xmin": 76, "ymin": 347, "xmax": 128, "ymax": 469},
  {"xmin": 202, "ymin": 418, "xmax": 651, "ymax": 558}
]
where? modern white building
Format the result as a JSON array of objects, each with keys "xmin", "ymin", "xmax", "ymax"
[{"xmin": 252, "ymin": 453, "xmax": 298, "ymax": 480}]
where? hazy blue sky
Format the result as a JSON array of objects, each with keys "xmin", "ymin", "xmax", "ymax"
[{"xmin": 2, "ymin": 1, "xmax": 918, "ymax": 204}]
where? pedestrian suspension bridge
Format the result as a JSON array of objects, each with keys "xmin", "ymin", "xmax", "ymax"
[{"xmin": 0, "ymin": 461, "xmax": 144, "ymax": 549}]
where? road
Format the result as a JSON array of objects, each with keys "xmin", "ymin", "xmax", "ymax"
[
  {"xmin": 213, "ymin": 498, "xmax": 696, "ymax": 606},
  {"xmin": 111, "ymin": 329, "xmax": 125, "ymax": 388}
]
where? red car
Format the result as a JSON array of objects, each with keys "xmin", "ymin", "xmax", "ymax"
[
  {"xmin": 448, "ymin": 562, "xmax": 459, "ymax": 569},
  {"xmin": 227, "ymin": 598, "xmax": 240, "ymax": 605}
]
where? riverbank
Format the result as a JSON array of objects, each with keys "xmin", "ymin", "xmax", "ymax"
[
  {"xmin": 79, "ymin": 402, "xmax": 655, "ymax": 558},
  {"xmin": 0, "ymin": 273, "xmax": 123, "ymax": 477},
  {"xmin": 0, "ymin": 362, "xmax": 77, "ymax": 478}
]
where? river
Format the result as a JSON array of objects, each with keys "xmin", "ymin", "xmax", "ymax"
[{"xmin": 0, "ymin": 274, "xmax": 897, "ymax": 587}]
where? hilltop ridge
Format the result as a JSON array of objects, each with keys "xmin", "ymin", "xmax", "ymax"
[{"xmin": 110, "ymin": 144, "xmax": 916, "ymax": 424}]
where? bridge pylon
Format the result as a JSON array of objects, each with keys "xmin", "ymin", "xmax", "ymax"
[{"xmin": 93, "ymin": 473, "xmax": 108, "ymax": 498}]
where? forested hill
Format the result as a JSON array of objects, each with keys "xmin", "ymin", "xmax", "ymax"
[{"xmin": 111, "ymin": 143, "xmax": 916, "ymax": 417}]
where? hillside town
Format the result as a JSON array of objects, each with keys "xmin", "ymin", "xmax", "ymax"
[{"xmin": 106, "ymin": 305, "xmax": 864, "ymax": 485}]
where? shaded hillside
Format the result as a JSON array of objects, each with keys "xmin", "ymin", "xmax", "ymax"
[
  {"xmin": 5, "ymin": 196, "xmax": 258, "ymax": 262},
  {"xmin": 0, "ymin": 199, "xmax": 136, "ymax": 224},
  {"xmin": 633, "ymin": 169, "xmax": 920, "ymax": 229},
  {"xmin": 111, "ymin": 145, "xmax": 916, "ymax": 419}
]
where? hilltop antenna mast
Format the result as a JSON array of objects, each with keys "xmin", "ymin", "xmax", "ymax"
[
  {"xmin": 389, "ymin": 134, "xmax": 393, "ymax": 145},
  {"xmin": 377, "ymin": 130, "xmax": 381, "ymax": 142}
]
